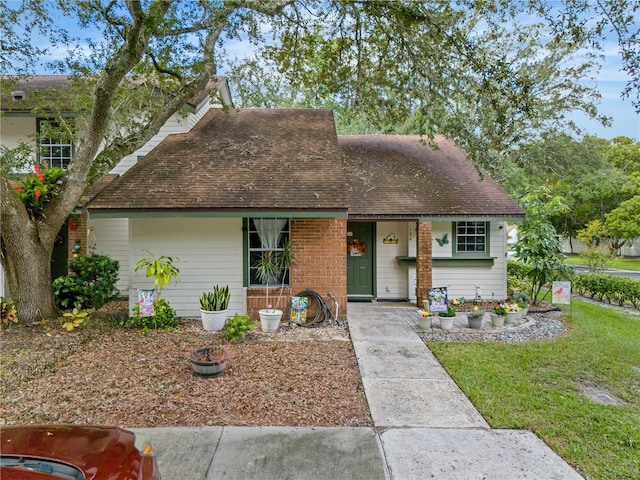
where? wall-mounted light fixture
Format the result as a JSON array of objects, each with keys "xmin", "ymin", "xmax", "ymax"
[{"xmin": 73, "ymin": 239, "xmax": 81, "ymax": 258}]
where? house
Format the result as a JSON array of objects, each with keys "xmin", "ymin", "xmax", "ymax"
[
  {"xmin": 86, "ymin": 108, "xmax": 524, "ymax": 319},
  {"xmin": 0, "ymin": 75, "xmax": 233, "ymax": 296},
  {"xmin": 2, "ymin": 76, "xmax": 523, "ymax": 318}
]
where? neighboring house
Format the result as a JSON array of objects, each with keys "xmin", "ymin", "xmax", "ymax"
[
  {"xmin": 86, "ymin": 108, "xmax": 524, "ymax": 319},
  {"xmin": 0, "ymin": 75, "xmax": 232, "ymax": 296}
]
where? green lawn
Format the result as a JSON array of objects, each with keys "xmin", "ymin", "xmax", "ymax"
[
  {"xmin": 564, "ymin": 254, "xmax": 640, "ymax": 271},
  {"xmin": 429, "ymin": 300, "xmax": 640, "ymax": 480}
]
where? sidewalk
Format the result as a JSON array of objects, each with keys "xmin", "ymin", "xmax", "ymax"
[{"xmin": 133, "ymin": 303, "xmax": 583, "ymax": 480}]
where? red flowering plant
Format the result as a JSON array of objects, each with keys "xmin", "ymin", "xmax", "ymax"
[{"xmin": 13, "ymin": 164, "xmax": 65, "ymax": 220}]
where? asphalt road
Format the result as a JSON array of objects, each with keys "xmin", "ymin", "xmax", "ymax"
[{"xmin": 570, "ymin": 265, "xmax": 640, "ymax": 280}]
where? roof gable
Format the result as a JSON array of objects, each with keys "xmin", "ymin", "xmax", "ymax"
[{"xmin": 88, "ymin": 108, "xmax": 349, "ymax": 213}]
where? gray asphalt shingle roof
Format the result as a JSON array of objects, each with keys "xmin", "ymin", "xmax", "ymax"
[{"xmin": 88, "ymin": 108, "xmax": 523, "ymax": 220}]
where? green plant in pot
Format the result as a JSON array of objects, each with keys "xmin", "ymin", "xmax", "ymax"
[
  {"xmin": 467, "ymin": 305, "xmax": 484, "ymax": 329},
  {"xmin": 199, "ymin": 284, "xmax": 230, "ymax": 331},
  {"xmin": 254, "ymin": 241, "xmax": 295, "ymax": 333},
  {"xmin": 437, "ymin": 303, "xmax": 457, "ymax": 330}
]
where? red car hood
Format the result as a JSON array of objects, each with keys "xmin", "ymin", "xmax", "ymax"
[{"xmin": 1, "ymin": 425, "xmax": 140, "ymax": 479}]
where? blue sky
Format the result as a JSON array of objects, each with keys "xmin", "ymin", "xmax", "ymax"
[{"xmin": 569, "ymin": 45, "xmax": 639, "ymax": 140}]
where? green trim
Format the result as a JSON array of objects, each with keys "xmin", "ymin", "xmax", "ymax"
[
  {"xmin": 89, "ymin": 210, "xmax": 347, "ymax": 219},
  {"xmin": 396, "ymin": 256, "xmax": 416, "ymax": 267},
  {"xmin": 433, "ymin": 257, "xmax": 495, "ymax": 267},
  {"xmin": 242, "ymin": 218, "xmax": 249, "ymax": 287},
  {"xmin": 420, "ymin": 215, "xmax": 522, "ymax": 222}
]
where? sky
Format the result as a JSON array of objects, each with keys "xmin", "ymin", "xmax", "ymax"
[{"xmin": 569, "ymin": 45, "xmax": 639, "ymax": 141}]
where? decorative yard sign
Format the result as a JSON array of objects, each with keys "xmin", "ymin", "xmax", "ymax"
[
  {"xmin": 428, "ymin": 286, "xmax": 448, "ymax": 313},
  {"xmin": 552, "ymin": 281, "xmax": 571, "ymax": 305},
  {"xmin": 290, "ymin": 296, "xmax": 309, "ymax": 325},
  {"xmin": 138, "ymin": 289, "xmax": 155, "ymax": 316}
]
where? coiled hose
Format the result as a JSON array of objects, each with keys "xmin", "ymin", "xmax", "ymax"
[{"xmin": 294, "ymin": 289, "xmax": 334, "ymax": 328}]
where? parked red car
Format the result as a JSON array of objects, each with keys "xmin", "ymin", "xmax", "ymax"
[{"xmin": 0, "ymin": 425, "xmax": 161, "ymax": 479}]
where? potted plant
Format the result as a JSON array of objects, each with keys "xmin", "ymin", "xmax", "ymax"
[
  {"xmin": 189, "ymin": 345, "xmax": 229, "ymax": 377},
  {"xmin": 467, "ymin": 306, "xmax": 484, "ymax": 329},
  {"xmin": 418, "ymin": 309, "xmax": 432, "ymax": 330},
  {"xmin": 512, "ymin": 291, "xmax": 530, "ymax": 319},
  {"xmin": 505, "ymin": 303, "xmax": 520, "ymax": 324},
  {"xmin": 254, "ymin": 241, "xmax": 295, "ymax": 333},
  {"xmin": 437, "ymin": 304, "xmax": 457, "ymax": 330},
  {"xmin": 491, "ymin": 303, "xmax": 507, "ymax": 327},
  {"xmin": 199, "ymin": 284, "xmax": 230, "ymax": 331}
]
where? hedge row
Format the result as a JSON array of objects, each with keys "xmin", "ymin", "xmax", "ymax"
[{"xmin": 573, "ymin": 273, "xmax": 640, "ymax": 309}]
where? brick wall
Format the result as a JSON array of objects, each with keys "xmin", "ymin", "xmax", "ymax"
[
  {"xmin": 415, "ymin": 221, "xmax": 433, "ymax": 306},
  {"xmin": 246, "ymin": 217, "xmax": 347, "ymax": 321},
  {"xmin": 67, "ymin": 214, "xmax": 88, "ymax": 262}
]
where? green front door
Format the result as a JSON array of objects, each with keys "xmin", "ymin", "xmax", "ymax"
[{"xmin": 347, "ymin": 222, "xmax": 374, "ymax": 299}]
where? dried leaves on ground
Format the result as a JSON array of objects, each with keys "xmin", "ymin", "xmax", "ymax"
[{"xmin": 1, "ymin": 303, "xmax": 371, "ymax": 428}]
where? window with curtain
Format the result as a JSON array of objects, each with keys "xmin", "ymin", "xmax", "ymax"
[
  {"xmin": 455, "ymin": 221, "xmax": 487, "ymax": 253},
  {"xmin": 248, "ymin": 218, "xmax": 290, "ymax": 286}
]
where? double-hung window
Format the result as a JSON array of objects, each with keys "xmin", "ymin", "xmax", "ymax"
[
  {"xmin": 248, "ymin": 218, "xmax": 290, "ymax": 286},
  {"xmin": 37, "ymin": 118, "xmax": 74, "ymax": 169},
  {"xmin": 455, "ymin": 221, "xmax": 488, "ymax": 254}
]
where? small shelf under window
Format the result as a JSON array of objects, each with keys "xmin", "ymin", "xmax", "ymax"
[{"xmin": 396, "ymin": 256, "xmax": 416, "ymax": 267}]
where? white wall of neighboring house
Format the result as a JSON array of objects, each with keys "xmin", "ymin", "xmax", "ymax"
[
  {"xmin": 128, "ymin": 217, "xmax": 244, "ymax": 319},
  {"xmin": 563, "ymin": 237, "xmax": 640, "ymax": 257},
  {"xmin": 0, "ymin": 86, "xmax": 226, "ymax": 300}
]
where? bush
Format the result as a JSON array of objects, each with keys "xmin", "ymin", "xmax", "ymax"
[
  {"xmin": 574, "ymin": 273, "xmax": 640, "ymax": 309},
  {"xmin": 221, "ymin": 314, "xmax": 255, "ymax": 342},
  {"xmin": 121, "ymin": 299, "xmax": 179, "ymax": 332},
  {"xmin": 53, "ymin": 254, "xmax": 120, "ymax": 309}
]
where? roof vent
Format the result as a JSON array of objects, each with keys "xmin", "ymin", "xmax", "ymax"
[{"xmin": 11, "ymin": 91, "xmax": 25, "ymax": 101}]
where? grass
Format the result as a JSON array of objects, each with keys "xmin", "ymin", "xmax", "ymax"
[
  {"xmin": 429, "ymin": 299, "xmax": 640, "ymax": 480},
  {"xmin": 564, "ymin": 254, "xmax": 640, "ymax": 271}
]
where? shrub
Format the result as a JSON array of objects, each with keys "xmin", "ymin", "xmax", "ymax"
[
  {"xmin": 221, "ymin": 314, "xmax": 255, "ymax": 342},
  {"xmin": 53, "ymin": 254, "xmax": 120, "ymax": 309},
  {"xmin": 1, "ymin": 297, "xmax": 18, "ymax": 326},
  {"xmin": 121, "ymin": 299, "xmax": 179, "ymax": 332}
]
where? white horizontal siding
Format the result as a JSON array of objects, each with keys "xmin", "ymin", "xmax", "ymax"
[
  {"xmin": 433, "ymin": 222, "xmax": 508, "ymax": 301},
  {"xmin": 111, "ymin": 114, "xmax": 189, "ymax": 174},
  {"xmin": 376, "ymin": 221, "xmax": 410, "ymax": 299},
  {"xmin": 0, "ymin": 116, "xmax": 35, "ymax": 152},
  {"xmin": 88, "ymin": 217, "xmax": 130, "ymax": 294},
  {"xmin": 129, "ymin": 217, "xmax": 244, "ymax": 318}
]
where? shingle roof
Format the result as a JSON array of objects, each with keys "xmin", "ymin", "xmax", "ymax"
[
  {"xmin": 340, "ymin": 135, "xmax": 523, "ymax": 219},
  {"xmin": 1, "ymin": 75, "xmax": 225, "ymax": 113},
  {"xmin": 88, "ymin": 108, "xmax": 349, "ymax": 213}
]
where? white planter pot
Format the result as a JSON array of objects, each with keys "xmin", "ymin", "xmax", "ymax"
[
  {"xmin": 439, "ymin": 316, "xmax": 454, "ymax": 330},
  {"xmin": 505, "ymin": 311, "xmax": 518, "ymax": 324},
  {"xmin": 259, "ymin": 309, "xmax": 283, "ymax": 333},
  {"xmin": 418, "ymin": 316, "xmax": 432, "ymax": 329},
  {"xmin": 200, "ymin": 309, "xmax": 229, "ymax": 331},
  {"xmin": 491, "ymin": 314, "xmax": 505, "ymax": 327}
]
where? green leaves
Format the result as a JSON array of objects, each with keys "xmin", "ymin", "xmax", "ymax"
[{"xmin": 134, "ymin": 251, "xmax": 180, "ymax": 298}]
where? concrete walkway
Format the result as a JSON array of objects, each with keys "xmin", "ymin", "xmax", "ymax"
[{"xmin": 133, "ymin": 303, "xmax": 584, "ymax": 480}]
